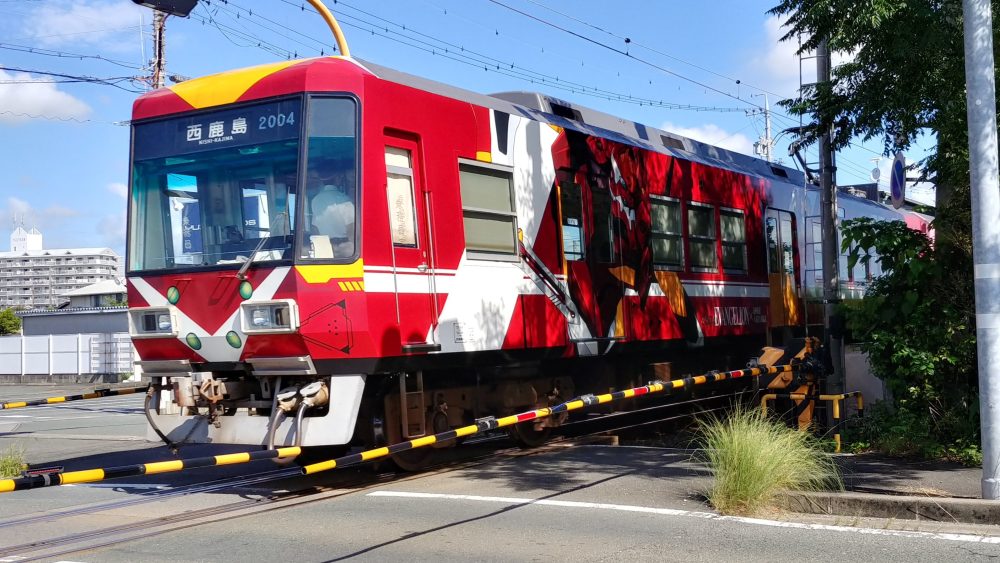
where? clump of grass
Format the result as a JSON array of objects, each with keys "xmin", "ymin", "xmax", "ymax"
[
  {"xmin": 0, "ymin": 444, "xmax": 25, "ymax": 478},
  {"xmin": 697, "ymin": 406, "xmax": 842, "ymax": 515}
]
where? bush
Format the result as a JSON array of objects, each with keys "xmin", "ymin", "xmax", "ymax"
[
  {"xmin": 0, "ymin": 444, "xmax": 25, "ymax": 478},
  {"xmin": 841, "ymin": 216, "xmax": 980, "ymax": 464},
  {"xmin": 698, "ymin": 407, "xmax": 842, "ymax": 515},
  {"xmin": 843, "ymin": 401, "xmax": 982, "ymax": 466}
]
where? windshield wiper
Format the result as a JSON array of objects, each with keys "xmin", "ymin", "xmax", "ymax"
[{"xmin": 236, "ymin": 211, "xmax": 289, "ymax": 281}]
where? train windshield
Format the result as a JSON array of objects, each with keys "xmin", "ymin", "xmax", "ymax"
[{"xmin": 129, "ymin": 98, "xmax": 303, "ymax": 272}]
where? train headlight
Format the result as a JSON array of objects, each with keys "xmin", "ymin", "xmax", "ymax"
[
  {"xmin": 129, "ymin": 307, "xmax": 178, "ymax": 338},
  {"xmin": 240, "ymin": 300, "xmax": 298, "ymax": 334}
]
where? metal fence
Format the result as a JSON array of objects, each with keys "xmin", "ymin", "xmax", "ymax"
[{"xmin": 0, "ymin": 333, "xmax": 134, "ymax": 379}]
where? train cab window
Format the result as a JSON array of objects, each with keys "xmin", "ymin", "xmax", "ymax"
[
  {"xmin": 458, "ymin": 161, "xmax": 517, "ymax": 258},
  {"xmin": 720, "ymin": 209, "xmax": 747, "ymax": 273},
  {"xmin": 385, "ymin": 146, "xmax": 417, "ymax": 247},
  {"xmin": 650, "ymin": 196, "xmax": 682, "ymax": 268},
  {"xmin": 301, "ymin": 97, "xmax": 359, "ymax": 261},
  {"xmin": 687, "ymin": 204, "xmax": 717, "ymax": 271},
  {"xmin": 129, "ymin": 97, "xmax": 302, "ymax": 272}
]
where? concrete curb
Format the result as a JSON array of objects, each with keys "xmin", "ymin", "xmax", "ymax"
[{"xmin": 775, "ymin": 490, "xmax": 1000, "ymax": 525}]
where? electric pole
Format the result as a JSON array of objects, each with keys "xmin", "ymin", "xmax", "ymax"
[
  {"xmin": 747, "ymin": 93, "xmax": 774, "ymax": 162},
  {"xmin": 151, "ymin": 10, "xmax": 167, "ymax": 89},
  {"xmin": 817, "ymin": 38, "xmax": 845, "ymax": 404},
  {"xmin": 962, "ymin": 0, "xmax": 1000, "ymax": 500}
]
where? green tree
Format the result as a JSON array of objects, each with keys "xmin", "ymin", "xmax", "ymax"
[
  {"xmin": 767, "ymin": 0, "xmax": 998, "ymax": 205},
  {"xmin": 0, "ymin": 308, "xmax": 21, "ymax": 336},
  {"xmin": 767, "ymin": 0, "xmax": 994, "ymax": 461}
]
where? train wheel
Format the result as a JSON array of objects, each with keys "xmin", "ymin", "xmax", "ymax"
[
  {"xmin": 390, "ymin": 447, "xmax": 436, "ymax": 471},
  {"xmin": 508, "ymin": 422, "xmax": 552, "ymax": 448}
]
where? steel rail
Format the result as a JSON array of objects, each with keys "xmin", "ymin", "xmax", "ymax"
[
  {"xmin": 0, "ymin": 363, "xmax": 797, "ymax": 493},
  {"xmin": 300, "ymin": 364, "xmax": 795, "ymax": 474}
]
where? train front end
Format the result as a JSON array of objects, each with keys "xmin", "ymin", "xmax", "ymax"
[{"xmin": 126, "ymin": 59, "xmax": 369, "ymax": 448}]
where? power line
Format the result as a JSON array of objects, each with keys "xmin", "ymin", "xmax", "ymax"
[
  {"xmin": 521, "ymin": 0, "xmax": 796, "ymax": 102},
  {"xmin": 255, "ymin": 0, "xmax": 744, "ymax": 113},
  {"xmin": 0, "ymin": 65, "xmax": 144, "ymax": 93},
  {"xmin": 0, "ymin": 110, "xmax": 128, "ymax": 125},
  {"xmin": 0, "ymin": 42, "xmax": 143, "ymax": 70}
]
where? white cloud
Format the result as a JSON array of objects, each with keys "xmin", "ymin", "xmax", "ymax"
[
  {"xmin": 0, "ymin": 69, "xmax": 92, "ymax": 124},
  {"xmin": 107, "ymin": 182, "xmax": 128, "ymax": 199},
  {"xmin": 97, "ymin": 213, "xmax": 127, "ymax": 249},
  {"xmin": 749, "ymin": 15, "xmax": 805, "ymax": 101},
  {"xmin": 25, "ymin": 1, "xmax": 144, "ymax": 50},
  {"xmin": 661, "ymin": 122, "xmax": 755, "ymax": 156},
  {"xmin": 749, "ymin": 15, "xmax": 858, "ymax": 102},
  {"xmin": 7, "ymin": 197, "xmax": 31, "ymax": 218}
]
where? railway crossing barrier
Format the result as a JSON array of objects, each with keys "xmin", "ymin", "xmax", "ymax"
[
  {"xmin": 0, "ymin": 384, "xmax": 150, "ymax": 410},
  {"xmin": 760, "ymin": 391, "xmax": 865, "ymax": 452},
  {"xmin": 0, "ymin": 362, "xmax": 803, "ymax": 493}
]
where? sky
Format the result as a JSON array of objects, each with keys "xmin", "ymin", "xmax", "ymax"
[{"xmin": 0, "ymin": 0, "xmax": 936, "ymax": 255}]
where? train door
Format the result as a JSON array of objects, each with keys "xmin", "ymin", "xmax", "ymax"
[
  {"xmin": 384, "ymin": 139, "xmax": 439, "ymax": 352},
  {"xmin": 558, "ymin": 173, "xmax": 626, "ymax": 342},
  {"xmin": 765, "ymin": 208, "xmax": 801, "ymax": 342}
]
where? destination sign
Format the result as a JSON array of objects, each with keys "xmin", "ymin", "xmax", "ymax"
[{"xmin": 132, "ymin": 98, "xmax": 302, "ymax": 161}]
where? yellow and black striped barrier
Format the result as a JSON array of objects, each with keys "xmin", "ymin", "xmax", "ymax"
[
  {"xmin": 0, "ymin": 363, "xmax": 798, "ymax": 493},
  {"xmin": 0, "ymin": 447, "xmax": 302, "ymax": 493},
  {"xmin": 760, "ymin": 391, "xmax": 864, "ymax": 452},
  {"xmin": 0, "ymin": 385, "xmax": 150, "ymax": 410},
  {"xmin": 300, "ymin": 364, "xmax": 797, "ymax": 475}
]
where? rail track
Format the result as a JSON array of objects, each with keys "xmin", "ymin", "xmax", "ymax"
[{"xmin": 0, "ymin": 387, "xmax": 749, "ymax": 561}]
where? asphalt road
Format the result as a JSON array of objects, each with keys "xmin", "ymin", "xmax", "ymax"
[{"xmin": 2, "ymin": 385, "xmax": 1000, "ymax": 562}]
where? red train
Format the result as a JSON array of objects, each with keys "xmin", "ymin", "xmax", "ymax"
[{"xmin": 126, "ymin": 55, "xmax": 901, "ymax": 461}]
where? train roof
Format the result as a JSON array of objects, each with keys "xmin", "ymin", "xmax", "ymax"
[
  {"xmin": 135, "ymin": 55, "xmax": 806, "ymax": 187},
  {"xmin": 359, "ymin": 59, "xmax": 808, "ymax": 187}
]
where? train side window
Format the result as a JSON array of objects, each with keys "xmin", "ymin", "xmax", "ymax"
[
  {"xmin": 765, "ymin": 217, "xmax": 780, "ymax": 274},
  {"xmin": 688, "ymin": 203, "xmax": 717, "ymax": 272},
  {"xmin": 650, "ymin": 196, "xmax": 682, "ymax": 268},
  {"xmin": 560, "ymin": 180, "xmax": 584, "ymax": 261},
  {"xmin": 458, "ymin": 161, "xmax": 517, "ymax": 258},
  {"xmin": 591, "ymin": 186, "xmax": 617, "ymax": 263},
  {"xmin": 385, "ymin": 146, "xmax": 418, "ymax": 247},
  {"xmin": 720, "ymin": 208, "xmax": 747, "ymax": 273}
]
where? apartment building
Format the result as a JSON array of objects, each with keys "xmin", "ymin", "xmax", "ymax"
[{"xmin": 0, "ymin": 227, "xmax": 122, "ymax": 309}]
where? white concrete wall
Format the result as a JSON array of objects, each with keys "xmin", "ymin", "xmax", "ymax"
[{"xmin": 0, "ymin": 333, "xmax": 133, "ymax": 376}]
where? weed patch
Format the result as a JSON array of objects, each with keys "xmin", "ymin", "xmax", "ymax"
[{"xmin": 698, "ymin": 407, "xmax": 842, "ymax": 515}]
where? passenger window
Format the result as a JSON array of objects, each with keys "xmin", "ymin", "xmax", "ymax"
[
  {"xmin": 560, "ymin": 180, "xmax": 584, "ymax": 261},
  {"xmin": 651, "ymin": 197, "xmax": 682, "ymax": 268},
  {"xmin": 687, "ymin": 204, "xmax": 717, "ymax": 271},
  {"xmin": 459, "ymin": 162, "xmax": 517, "ymax": 258},
  {"xmin": 591, "ymin": 186, "xmax": 617, "ymax": 263},
  {"xmin": 385, "ymin": 146, "xmax": 417, "ymax": 247},
  {"xmin": 720, "ymin": 209, "xmax": 747, "ymax": 273}
]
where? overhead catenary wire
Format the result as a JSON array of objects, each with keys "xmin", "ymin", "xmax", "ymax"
[
  {"xmin": 245, "ymin": 0, "xmax": 745, "ymax": 113},
  {"xmin": 0, "ymin": 65, "xmax": 145, "ymax": 93},
  {"xmin": 0, "ymin": 42, "xmax": 144, "ymax": 71}
]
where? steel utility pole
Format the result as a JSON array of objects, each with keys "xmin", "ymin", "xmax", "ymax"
[
  {"xmin": 748, "ymin": 94, "xmax": 774, "ymax": 162},
  {"xmin": 817, "ymin": 38, "xmax": 845, "ymax": 402},
  {"xmin": 151, "ymin": 10, "xmax": 167, "ymax": 89},
  {"xmin": 962, "ymin": 0, "xmax": 1000, "ymax": 500}
]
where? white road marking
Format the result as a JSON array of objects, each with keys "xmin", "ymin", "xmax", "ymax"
[{"xmin": 368, "ymin": 491, "xmax": 1000, "ymax": 545}]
